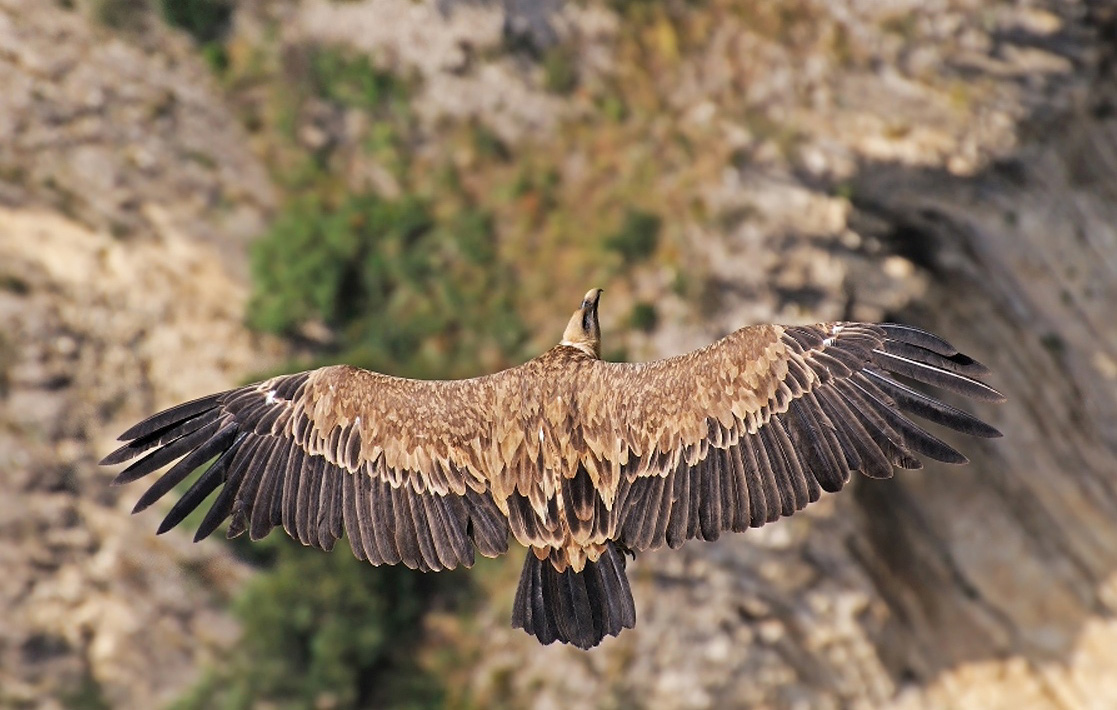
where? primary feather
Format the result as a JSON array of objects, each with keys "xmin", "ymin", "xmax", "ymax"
[{"xmin": 103, "ymin": 287, "xmax": 1004, "ymax": 649}]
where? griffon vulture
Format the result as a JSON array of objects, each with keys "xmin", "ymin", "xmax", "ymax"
[{"xmin": 102, "ymin": 288, "xmax": 1004, "ymax": 649}]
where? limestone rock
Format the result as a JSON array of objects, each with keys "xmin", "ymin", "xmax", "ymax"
[{"xmin": 4, "ymin": 1, "xmax": 1117, "ymax": 709}]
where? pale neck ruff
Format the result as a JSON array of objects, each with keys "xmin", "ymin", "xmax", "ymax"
[{"xmin": 559, "ymin": 340, "xmax": 598, "ymax": 357}]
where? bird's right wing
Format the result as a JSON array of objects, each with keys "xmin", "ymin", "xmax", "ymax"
[
  {"xmin": 572, "ymin": 322, "xmax": 1004, "ymax": 551},
  {"xmin": 101, "ymin": 365, "xmax": 514, "ymax": 571}
]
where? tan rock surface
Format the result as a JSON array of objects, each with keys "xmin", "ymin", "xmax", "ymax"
[
  {"xmin": 2, "ymin": 1, "xmax": 1116, "ymax": 709},
  {"xmin": 0, "ymin": 207, "xmax": 283, "ymax": 708},
  {"xmin": 0, "ymin": 0, "xmax": 274, "ymax": 266},
  {"xmin": 0, "ymin": 1, "xmax": 282, "ymax": 706}
]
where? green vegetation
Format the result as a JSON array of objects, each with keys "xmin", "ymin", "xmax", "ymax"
[
  {"xmin": 248, "ymin": 194, "xmax": 430, "ymax": 336},
  {"xmin": 629, "ymin": 302, "xmax": 659, "ymax": 332},
  {"xmin": 609, "ymin": 0, "xmax": 668, "ymax": 20},
  {"xmin": 200, "ymin": 42, "xmax": 230, "ymax": 75},
  {"xmin": 261, "ymin": 45, "xmax": 421, "ymax": 193},
  {"xmin": 172, "ymin": 538, "xmax": 469, "ymax": 710},
  {"xmin": 57, "ymin": 667, "xmax": 111, "ymax": 710},
  {"xmin": 605, "ymin": 209, "xmax": 662, "ymax": 263},
  {"xmin": 309, "ymin": 49, "xmax": 410, "ymax": 112},
  {"xmin": 471, "ymin": 123, "xmax": 511, "ymax": 163},
  {"xmin": 248, "ymin": 192, "xmax": 527, "ymax": 379},
  {"xmin": 158, "ymin": 0, "xmax": 232, "ymax": 44}
]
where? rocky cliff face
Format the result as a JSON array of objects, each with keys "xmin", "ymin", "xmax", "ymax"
[
  {"xmin": 2, "ymin": 0, "xmax": 1115, "ymax": 708},
  {"xmin": 436, "ymin": 3, "xmax": 1117, "ymax": 709},
  {"xmin": 0, "ymin": 2, "xmax": 281, "ymax": 707}
]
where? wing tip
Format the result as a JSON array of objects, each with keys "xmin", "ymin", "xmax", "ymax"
[
  {"xmin": 101, "ymin": 446, "xmax": 135, "ymax": 468},
  {"xmin": 979, "ymin": 422, "xmax": 1004, "ymax": 438},
  {"xmin": 131, "ymin": 497, "xmax": 154, "ymax": 515},
  {"xmin": 972, "ymin": 385, "xmax": 1007, "ymax": 404}
]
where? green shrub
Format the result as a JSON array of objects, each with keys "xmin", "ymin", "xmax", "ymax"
[
  {"xmin": 211, "ymin": 180, "xmax": 530, "ymax": 708},
  {"xmin": 57, "ymin": 670, "xmax": 111, "ymax": 710},
  {"xmin": 608, "ymin": 0, "xmax": 664, "ymax": 22},
  {"xmin": 309, "ymin": 49, "xmax": 409, "ymax": 112},
  {"xmin": 200, "ymin": 42, "xmax": 230, "ymax": 75},
  {"xmin": 159, "ymin": 0, "xmax": 232, "ymax": 44},
  {"xmin": 605, "ymin": 209, "xmax": 662, "ymax": 263},
  {"xmin": 472, "ymin": 123, "xmax": 511, "ymax": 163},
  {"xmin": 171, "ymin": 537, "xmax": 461, "ymax": 710},
  {"xmin": 598, "ymin": 94, "xmax": 628, "ymax": 123},
  {"xmin": 248, "ymin": 194, "xmax": 427, "ymax": 334},
  {"xmin": 629, "ymin": 302, "xmax": 659, "ymax": 332},
  {"xmin": 248, "ymin": 191, "xmax": 527, "ymax": 379}
]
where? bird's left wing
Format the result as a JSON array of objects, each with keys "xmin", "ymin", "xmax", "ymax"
[
  {"xmin": 569, "ymin": 322, "xmax": 1004, "ymax": 551},
  {"xmin": 101, "ymin": 365, "xmax": 512, "ymax": 571}
]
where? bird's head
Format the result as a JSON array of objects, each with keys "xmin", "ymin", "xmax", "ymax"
[{"xmin": 561, "ymin": 288, "xmax": 602, "ymax": 358}]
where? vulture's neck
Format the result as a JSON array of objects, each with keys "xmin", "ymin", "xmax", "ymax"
[{"xmin": 560, "ymin": 297, "xmax": 601, "ymax": 358}]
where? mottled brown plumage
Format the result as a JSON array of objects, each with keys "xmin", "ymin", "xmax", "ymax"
[{"xmin": 103, "ymin": 288, "xmax": 1004, "ymax": 649}]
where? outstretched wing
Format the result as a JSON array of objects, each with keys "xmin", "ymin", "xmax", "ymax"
[
  {"xmin": 101, "ymin": 365, "xmax": 511, "ymax": 571},
  {"xmin": 573, "ymin": 322, "xmax": 1004, "ymax": 551}
]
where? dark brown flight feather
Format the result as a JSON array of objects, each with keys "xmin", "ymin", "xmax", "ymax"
[{"xmin": 102, "ymin": 287, "xmax": 1004, "ymax": 649}]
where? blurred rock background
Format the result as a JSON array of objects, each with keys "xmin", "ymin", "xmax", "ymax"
[{"xmin": 1, "ymin": 0, "xmax": 1115, "ymax": 708}]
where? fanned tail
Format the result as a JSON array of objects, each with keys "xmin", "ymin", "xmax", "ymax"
[{"xmin": 511, "ymin": 542, "xmax": 636, "ymax": 649}]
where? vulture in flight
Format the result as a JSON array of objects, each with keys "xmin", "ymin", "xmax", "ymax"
[{"xmin": 103, "ymin": 288, "xmax": 1004, "ymax": 649}]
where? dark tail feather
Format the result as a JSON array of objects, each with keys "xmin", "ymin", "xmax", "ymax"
[{"xmin": 511, "ymin": 543, "xmax": 636, "ymax": 649}]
